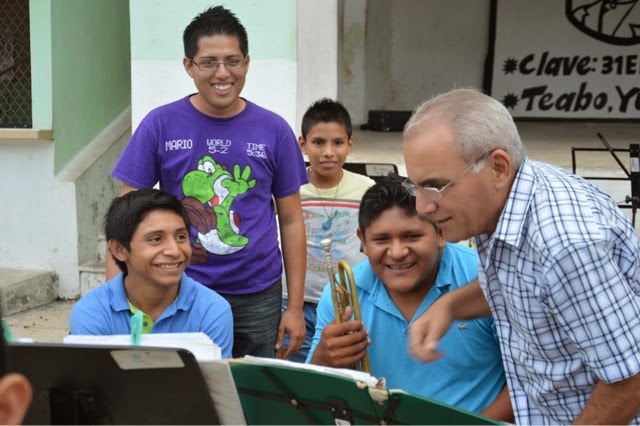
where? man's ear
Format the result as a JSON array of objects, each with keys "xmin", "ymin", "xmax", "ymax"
[
  {"xmin": 183, "ymin": 56, "xmax": 194, "ymax": 78},
  {"xmin": 107, "ymin": 240, "xmax": 129, "ymax": 264},
  {"xmin": 0, "ymin": 373, "xmax": 32, "ymax": 425},
  {"xmin": 298, "ymin": 136, "xmax": 307, "ymax": 154},
  {"xmin": 356, "ymin": 228, "xmax": 367, "ymax": 256},
  {"xmin": 488, "ymin": 149, "xmax": 513, "ymax": 189},
  {"xmin": 346, "ymin": 136, "xmax": 354, "ymax": 154}
]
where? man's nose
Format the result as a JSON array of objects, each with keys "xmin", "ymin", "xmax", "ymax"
[
  {"xmin": 416, "ymin": 193, "xmax": 438, "ymax": 215},
  {"xmin": 214, "ymin": 63, "xmax": 232, "ymax": 77}
]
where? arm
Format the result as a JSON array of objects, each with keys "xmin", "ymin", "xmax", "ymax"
[
  {"xmin": 69, "ymin": 295, "xmax": 111, "ymax": 335},
  {"xmin": 545, "ymin": 243, "xmax": 640, "ymax": 424},
  {"xmin": 409, "ymin": 280, "xmax": 491, "ymax": 362},
  {"xmin": 573, "ymin": 372, "xmax": 640, "ymax": 424},
  {"xmin": 310, "ymin": 306, "xmax": 370, "ymax": 368},
  {"xmin": 105, "ymin": 183, "xmax": 138, "ymax": 280},
  {"xmin": 203, "ymin": 299, "xmax": 234, "ymax": 359},
  {"xmin": 274, "ymin": 192, "xmax": 307, "ymax": 358},
  {"xmin": 480, "ymin": 384, "xmax": 514, "ymax": 423}
]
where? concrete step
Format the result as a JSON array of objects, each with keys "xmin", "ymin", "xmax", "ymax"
[
  {"xmin": 4, "ymin": 299, "xmax": 75, "ymax": 343},
  {"xmin": 78, "ymin": 261, "xmax": 105, "ymax": 296},
  {"xmin": 0, "ymin": 269, "xmax": 58, "ymax": 315}
]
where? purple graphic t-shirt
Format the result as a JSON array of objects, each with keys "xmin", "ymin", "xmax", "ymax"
[{"xmin": 112, "ymin": 96, "xmax": 308, "ymax": 294}]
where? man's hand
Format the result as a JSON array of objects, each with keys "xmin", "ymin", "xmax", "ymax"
[
  {"xmin": 276, "ymin": 306, "xmax": 305, "ymax": 359},
  {"xmin": 310, "ymin": 306, "xmax": 370, "ymax": 368},
  {"xmin": 409, "ymin": 280, "xmax": 490, "ymax": 362},
  {"xmin": 408, "ymin": 297, "xmax": 453, "ymax": 362}
]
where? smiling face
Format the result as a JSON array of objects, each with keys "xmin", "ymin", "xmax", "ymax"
[
  {"xmin": 110, "ymin": 209, "xmax": 191, "ymax": 290},
  {"xmin": 358, "ymin": 206, "xmax": 445, "ymax": 300},
  {"xmin": 403, "ymin": 122, "xmax": 497, "ymax": 242},
  {"xmin": 300, "ymin": 122, "xmax": 353, "ymax": 188},
  {"xmin": 183, "ymin": 34, "xmax": 249, "ymax": 118}
]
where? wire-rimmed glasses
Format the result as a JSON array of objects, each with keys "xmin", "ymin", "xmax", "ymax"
[
  {"xmin": 190, "ymin": 57, "xmax": 248, "ymax": 72},
  {"xmin": 402, "ymin": 151, "xmax": 492, "ymax": 202}
]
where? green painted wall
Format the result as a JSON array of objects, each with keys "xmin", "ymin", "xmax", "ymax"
[
  {"xmin": 51, "ymin": 0, "xmax": 131, "ymax": 173},
  {"xmin": 29, "ymin": 0, "xmax": 52, "ymax": 129},
  {"xmin": 130, "ymin": 0, "xmax": 296, "ymax": 61}
]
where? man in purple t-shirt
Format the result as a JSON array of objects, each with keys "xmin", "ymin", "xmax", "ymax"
[{"xmin": 109, "ymin": 6, "xmax": 308, "ymax": 359}]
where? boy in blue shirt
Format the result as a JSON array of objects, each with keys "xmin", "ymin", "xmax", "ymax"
[
  {"xmin": 70, "ymin": 189, "xmax": 233, "ymax": 358},
  {"xmin": 308, "ymin": 174, "xmax": 512, "ymax": 422}
]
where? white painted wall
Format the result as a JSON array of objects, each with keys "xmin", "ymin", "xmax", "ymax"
[
  {"xmin": 0, "ymin": 108, "xmax": 131, "ymax": 298},
  {"xmin": 0, "ymin": 141, "xmax": 57, "ymax": 270},
  {"xmin": 131, "ymin": 60, "xmax": 297, "ymax": 130},
  {"xmin": 296, "ymin": 0, "xmax": 339, "ymax": 134},
  {"xmin": 131, "ymin": 1, "xmax": 300, "ymax": 132}
]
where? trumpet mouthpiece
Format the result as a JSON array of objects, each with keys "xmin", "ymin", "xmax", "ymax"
[{"xmin": 320, "ymin": 238, "xmax": 333, "ymax": 252}]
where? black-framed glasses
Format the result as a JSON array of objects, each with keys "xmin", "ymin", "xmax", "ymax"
[
  {"xmin": 402, "ymin": 151, "xmax": 492, "ymax": 202},
  {"xmin": 190, "ymin": 57, "xmax": 248, "ymax": 72}
]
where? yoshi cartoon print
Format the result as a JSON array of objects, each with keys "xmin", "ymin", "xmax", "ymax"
[{"xmin": 181, "ymin": 155, "xmax": 256, "ymax": 261}]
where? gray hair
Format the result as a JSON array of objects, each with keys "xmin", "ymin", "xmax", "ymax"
[{"xmin": 403, "ymin": 88, "xmax": 526, "ymax": 170}]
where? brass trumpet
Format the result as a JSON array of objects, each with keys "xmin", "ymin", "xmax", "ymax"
[{"xmin": 320, "ymin": 237, "xmax": 371, "ymax": 373}]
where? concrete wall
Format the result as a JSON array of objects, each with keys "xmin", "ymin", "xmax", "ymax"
[
  {"xmin": 340, "ymin": 0, "xmax": 367, "ymax": 125},
  {"xmin": 0, "ymin": 0, "xmax": 131, "ymax": 298},
  {"xmin": 353, "ymin": 0, "xmax": 490, "ymax": 124},
  {"xmin": 363, "ymin": 0, "xmax": 392, "ymax": 118}
]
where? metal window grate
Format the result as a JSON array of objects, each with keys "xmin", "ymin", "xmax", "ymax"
[{"xmin": 0, "ymin": 0, "xmax": 31, "ymax": 128}]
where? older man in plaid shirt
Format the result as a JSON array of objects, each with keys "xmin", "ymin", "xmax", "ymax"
[{"xmin": 403, "ymin": 88, "xmax": 640, "ymax": 425}]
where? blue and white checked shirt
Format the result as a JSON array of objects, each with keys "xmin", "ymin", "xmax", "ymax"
[{"xmin": 475, "ymin": 158, "xmax": 640, "ymax": 425}]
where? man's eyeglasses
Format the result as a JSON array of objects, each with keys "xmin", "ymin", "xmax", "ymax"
[
  {"xmin": 191, "ymin": 57, "xmax": 247, "ymax": 72},
  {"xmin": 402, "ymin": 151, "xmax": 492, "ymax": 202}
]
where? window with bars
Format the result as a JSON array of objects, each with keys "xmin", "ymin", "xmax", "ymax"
[{"xmin": 0, "ymin": 0, "xmax": 31, "ymax": 128}]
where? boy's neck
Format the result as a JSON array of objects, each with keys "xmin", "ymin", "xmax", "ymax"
[
  {"xmin": 385, "ymin": 267, "xmax": 439, "ymax": 323},
  {"xmin": 309, "ymin": 168, "xmax": 343, "ymax": 189},
  {"xmin": 124, "ymin": 277, "xmax": 180, "ymax": 322}
]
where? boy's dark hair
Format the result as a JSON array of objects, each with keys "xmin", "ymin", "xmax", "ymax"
[
  {"xmin": 358, "ymin": 173, "xmax": 435, "ymax": 237},
  {"xmin": 301, "ymin": 98, "xmax": 353, "ymax": 139},
  {"xmin": 105, "ymin": 189, "xmax": 192, "ymax": 273},
  {"xmin": 183, "ymin": 5, "xmax": 249, "ymax": 60}
]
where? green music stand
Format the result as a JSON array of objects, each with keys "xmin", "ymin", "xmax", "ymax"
[{"xmin": 229, "ymin": 361, "xmax": 500, "ymax": 425}]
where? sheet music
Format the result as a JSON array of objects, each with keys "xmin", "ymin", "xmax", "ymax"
[
  {"xmin": 63, "ymin": 332, "xmax": 221, "ymax": 361},
  {"xmin": 238, "ymin": 355, "xmax": 385, "ymax": 388}
]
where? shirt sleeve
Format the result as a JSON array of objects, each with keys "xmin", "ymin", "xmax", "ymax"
[
  {"xmin": 201, "ymin": 298, "xmax": 234, "ymax": 359},
  {"xmin": 546, "ymin": 240, "xmax": 640, "ymax": 383},
  {"xmin": 271, "ymin": 122, "xmax": 308, "ymax": 199},
  {"xmin": 305, "ymin": 283, "xmax": 334, "ymax": 363},
  {"xmin": 69, "ymin": 294, "xmax": 113, "ymax": 335},
  {"xmin": 111, "ymin": 117, "xmax": 161, "ymax": 189}
]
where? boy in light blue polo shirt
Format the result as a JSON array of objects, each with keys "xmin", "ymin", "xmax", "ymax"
[
  {"xmin": 70, "ymin": 189, "xmax": 233, "ymax": 358},
  {"xmin": 308, "ymin": 174, "xmax": 512, "ymax": 422}
]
